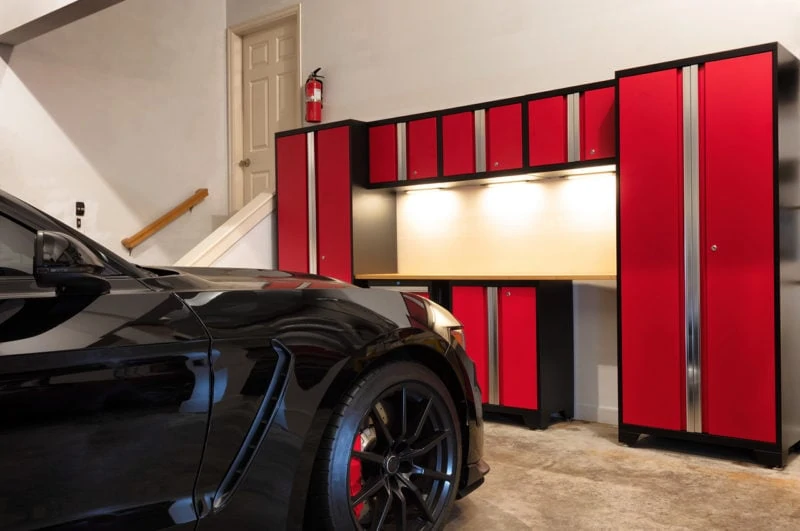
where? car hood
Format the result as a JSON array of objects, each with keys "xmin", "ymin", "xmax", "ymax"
[{"xmin": 138, "ymin": 265, "xmax": 355, "ymax": 292}]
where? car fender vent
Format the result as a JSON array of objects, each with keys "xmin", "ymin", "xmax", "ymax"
[{"xmin": 213, "ymin": 340, "xmax": 292, "ymax": 510}]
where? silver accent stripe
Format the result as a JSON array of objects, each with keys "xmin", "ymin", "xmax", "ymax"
[
  {"xmin": 306, "ymin": 132, "xmax": 318, "ymax": 274},
  {"xmin": 474, "ymin": 109, "xmax": 486, "ymax": 172},
  {"xmin": 487, "ymin": 287, "xmax": 500, "ymax": 405},
  {"xmin": 682, "ymin": 64, "xmax": 702, "ymax": 433},
  {"xmin": 396, "ymin": 122, "xmax": 407, "ymax": 181},
  {"xmin": 567, "ymin": 93, "xmax": 581, "ymax": 162}
]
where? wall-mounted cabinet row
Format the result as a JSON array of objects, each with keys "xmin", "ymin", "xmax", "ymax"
[{"xmin": 368, "ymin": 84, "xmax": 616, "ymax": 184}]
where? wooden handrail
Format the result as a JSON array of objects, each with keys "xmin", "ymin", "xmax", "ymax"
[{"xmin": 122, "ymin": 188, "xmax": 209, "ymax": 252}]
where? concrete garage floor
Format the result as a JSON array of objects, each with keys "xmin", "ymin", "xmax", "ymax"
[{"xmin": 447, "ymin": 419, "xmax": 800, "ymax": 529}]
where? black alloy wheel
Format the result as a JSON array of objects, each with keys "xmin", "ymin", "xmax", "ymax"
[{"xmin": 310, "ymin": 361, "xmax": 462, "ymax": 531}]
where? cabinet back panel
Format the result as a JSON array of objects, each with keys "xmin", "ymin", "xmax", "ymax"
[{"xmin": 396, "ymin": 173, "xmax": 615, "ymax": 276}]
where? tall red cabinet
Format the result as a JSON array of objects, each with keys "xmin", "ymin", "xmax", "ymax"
[
  {"xmin": 276, "ymin": 121, "xmax": 395, "ymax": 282},
  {"xmin": 617, "ymin": 43, "xmax": 800, "ymax": 467}
]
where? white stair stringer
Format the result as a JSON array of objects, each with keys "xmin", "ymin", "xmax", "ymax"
[{"xmin": 175, "ymin": 192, "xmax": 274, "ymax": 268}]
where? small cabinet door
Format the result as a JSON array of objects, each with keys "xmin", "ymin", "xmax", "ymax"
[
  {"xmin": 498, "ymin": 287, "xmax": 537, "ymax": 410},
  {"xmin": 315, "ymin": 126, "xmax": 352, "ymax": 282},
  {"xmin": 442, "ymin": 111, "xmax": 475, "ymax": 176},
  {"xmin": 528, "ymin": 96, "xmax": 567, "ymax": 166},
  {"xmin": 407, "ymin": 117, "xmax": 438, "ymax": 180},
  {"xmin": 580, "ymin": 87, "xmax": 616, "ymax": 160},
  {"xmin": 369, "ymin": 124, "xmax": 397, "ymax": 183},
  {"xmin": 451, "ymin": 286, "xmax": 489, "ymax": 399},
  {"xmin": 486, "ymin": 103, "xmax": 523, "ymax": 172},
  {"xmin": 276, "ymin": 133, "xmax": 309, "ymax": 273}
]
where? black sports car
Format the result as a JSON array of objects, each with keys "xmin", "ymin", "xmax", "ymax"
[{"xmin": 0, "ymin": 189, "xmax": 488, "ymax": 530}]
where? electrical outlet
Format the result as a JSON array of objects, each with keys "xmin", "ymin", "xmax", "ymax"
[
  {"xmin": 76, "ymin": 218, "xmax": 82, "ymax": 229},
  {"xmin": 76, "ymin": 201, "xmax": 85, "ymax": 216}
]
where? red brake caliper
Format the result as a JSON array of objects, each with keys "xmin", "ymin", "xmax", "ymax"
[{"xmin": 350, "ymin": 434, "xmax": 364, "ymax": 519}]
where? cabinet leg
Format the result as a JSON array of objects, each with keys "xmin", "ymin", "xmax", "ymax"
[
  {"xmin": 619, "ymin": 430, "xmax": 640, "ymax": 447},
  {"xmin": 523, "ymin": 412, "xmax": 543, "ymax": 430},
  {"xmin": 754, "ymin": 450, "xmax": 783, "ymax": 469}
]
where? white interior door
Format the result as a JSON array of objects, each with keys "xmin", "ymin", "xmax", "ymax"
[{"xmin": 240, "ymin": 19, "xmax": 299, "ymax": 206}]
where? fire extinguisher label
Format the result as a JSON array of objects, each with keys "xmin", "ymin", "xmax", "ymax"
[{"xmin": 313, "ymin": 88, "xmax": 321, "ymax": 101}]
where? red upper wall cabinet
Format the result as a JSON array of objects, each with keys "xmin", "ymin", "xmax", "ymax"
[
  {"xmin": 368, "ymin": 124, "xmax": 397, "ymax": 183},
  {"xmin": 442, "ymin": 111, "xmax": 475, "ymax": 176},
  {"xmin": 276, "ymin": 133, "xmax": 309, "ymax": 273},
  {"xmin": 528, "ymin": 96, "xmax": 567, "ymax": 166},
  {"xmin": 315, "ymin": 126, "xmax": 353, "ymax": 282},
  {"xmin": 407, "ymin": 117, "xmax": 438, "ymax": 180},
  {"xmin": 580, "ymin": 87, "xmax": 616, "ymax": 160},
  {"xmin": 486, "ymin": 103, "xmax": 523, "ymax": 172}
]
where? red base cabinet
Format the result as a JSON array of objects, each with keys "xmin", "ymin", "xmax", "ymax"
[
  {"xmin": 617, "ymin": 43, "xmax": 800, "ymax": 467},
  {"xmin": 450, "ymin": 282, "xmax": 574, "ymax": 429},
  {"xmin": 276, "ymin": 121, "xmax": 369, "ymax": 283}
]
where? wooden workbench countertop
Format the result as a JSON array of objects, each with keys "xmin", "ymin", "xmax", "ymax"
[{"xmin": 355, "ymin": 273, "xmax": 617, "ymax": 281}]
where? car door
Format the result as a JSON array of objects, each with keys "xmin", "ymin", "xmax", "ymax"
[{"xmin": 0, "ymin": 214, "xmax": 212, "ymax": 530}]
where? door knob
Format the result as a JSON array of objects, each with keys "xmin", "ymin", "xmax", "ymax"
[
  {"xmin": 239, "ymin": 158, "xmax": 251, "ymax": 168},
  {"xmin": 711, "ymin": 244, "xmax": 718, "ymax": 252}
]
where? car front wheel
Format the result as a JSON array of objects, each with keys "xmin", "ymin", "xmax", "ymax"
[{"xmin": 311, "ymin": 360, "xmax": 462, "ymax": 530}]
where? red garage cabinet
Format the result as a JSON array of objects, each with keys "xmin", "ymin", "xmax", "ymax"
[
  {"xmin": 406, "ymin": 117, "xmax": 438, "ymax": 180},
  {"xmin": 498, "ymin": 287, "xmax": 538, "ymax": 410},
  {"xmin": 368, "ymin": 123, "xmax": 397, "ymax": 184},
  {"xmin": 315, "ymin": 126, "xmax": 353, "ymax": 281},
  {"xmin": 442, "ymin": 111, "xmax": 475, "ymax": 177},
  {"xmin": 275, "ymin": 133, "xmax": 308, "ymax": 273},
  {"xmin": 276, "ymin": 121, "xmax": 371, "ymax": 283},
  {"xmin": 528, "ymin": 96, "xmax": 567, "ymax": 166},
  {"xmin": 451, "ymin": 286, "xmax": 489, "ymax": 398},
  {"xmin": 580, "ymin": 86, "xmax": 616, "ymax": 160},
  {"xmin": 485, "ymin": 103, "xmax": 523, "ymax": 172},
  {"xmin": 617, "ymin": 43, "xmax": 800, "ymax": 467},
  {"xmin": 450, "ymin": 282, "xmax": 573, "ymax": 429}
]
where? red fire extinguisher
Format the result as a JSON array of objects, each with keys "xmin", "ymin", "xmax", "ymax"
[{"xmin": 305, "ymin": 67, "xmax": 324, "ymax": 123}]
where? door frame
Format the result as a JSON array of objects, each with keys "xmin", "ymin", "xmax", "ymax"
[{"xmin": 226, "ymin": 5, "xmax": 302, "ymax": 214}]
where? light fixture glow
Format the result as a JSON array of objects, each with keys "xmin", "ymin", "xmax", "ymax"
[{"xmin": 405, "ymin": 186, "xmax": 443, "ymax": 194}]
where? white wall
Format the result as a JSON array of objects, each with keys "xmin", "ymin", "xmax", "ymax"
[
  {"xmin": 228, "ymin": 0, "xmax": 800, "ymax": 122},
  {"xmin": 212, "ymin": 212, "xmax": 275, "ymax": 268},
  {"xmin": 0, "ymin": 0, "xmax": 228, "ymax": 265}
]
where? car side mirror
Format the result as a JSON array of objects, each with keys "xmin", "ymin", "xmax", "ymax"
[{"xmin": 34, "ymin": 230, "xmax": 111, "ymax": 294}]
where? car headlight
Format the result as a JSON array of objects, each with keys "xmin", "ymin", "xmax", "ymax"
[{"xmin": 424, "ymin": 298, "xmax": 466, "ymax": 349}]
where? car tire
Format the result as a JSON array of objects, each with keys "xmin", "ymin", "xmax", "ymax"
[{"xmin": 310, "ymin": 360, "xmax": 462, "ymax": 530}]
